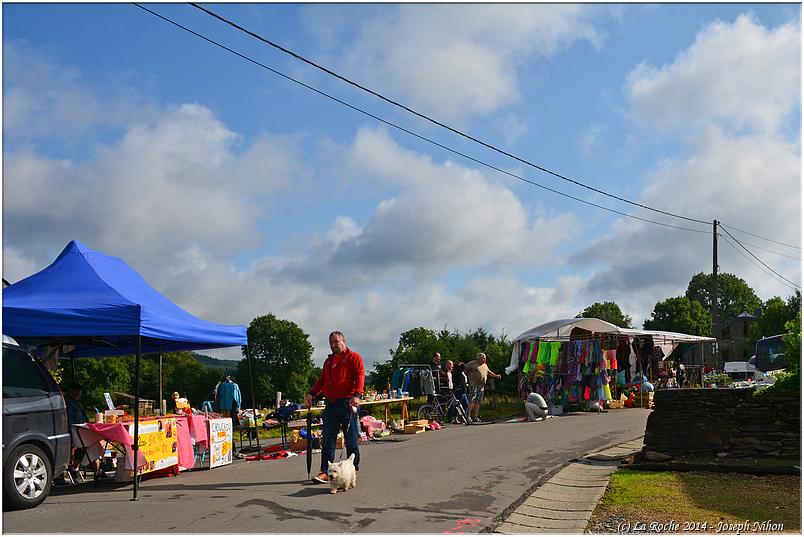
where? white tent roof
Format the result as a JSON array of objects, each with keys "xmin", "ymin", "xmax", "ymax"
[
  {"xmin": 619, "ymin": 328, "xmax": 715, "ymax": 344},
  {"xmin": 506, "ymin": 318, "xmax": 715, "ymax": 375},
  {"xmin": 512, "ymin": 318, "xmax": 621, "ymax": 342},
  {"xmin": 512, "ymin": 318, "xmax": 716, "ymax": 344}
]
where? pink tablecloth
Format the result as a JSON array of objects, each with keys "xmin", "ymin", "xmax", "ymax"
[
  {"xmin": 72, "ymin": 418, "xmax": 194, "ymax": 471},
  {"xmin": 173, "ymin": 416, "xmax": 198, "ymax": 469},
  {"xmin": 72, "ymin": 423, "xmax": 146, "ymax": 469},
  {"xmin": 184, "ymin": 413, "xmax": 210, "ymax": 449}
]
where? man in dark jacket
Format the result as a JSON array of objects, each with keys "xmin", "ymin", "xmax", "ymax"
[
  {"xmin": 305, "ymin": 331, "xmax": 365, "ymax": 484},
  {"xmin": 428, "ymin": 352, "xmax": 441, "ymax": 403},
  {"xmin": 65, "ymin": 383, "xmax": 101, "ymax": 479}
]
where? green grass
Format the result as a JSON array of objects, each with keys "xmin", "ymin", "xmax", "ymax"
[
  {"xmin": 671, "ymin": 454, "xmax": 800, "ymax": 468},
  {"xmin": 594, "ymin": 469, "xmax": 800, "ymax": 531}
]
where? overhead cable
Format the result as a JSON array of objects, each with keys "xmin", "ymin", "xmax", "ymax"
[
  {"xmin": 188, "ymin": 2, "xmax": 712, "ymax": 227},
  {"xmin": 718, "ymin": 227, "xmax": 801, "ymax": 290},
  {"xmin": 133, "ymin": 3, "xmax": 712, "ymax": 236},
  {"xmin": 718, "ymin": 221, "xmax": 801, "ymax": 251},
  {"xmin": 718, "ymin": 234, "xmax": 800, "ymax": 292},
  {"xmin": 733, "ymin": 240, "xmax": 800, "ymax": 261}
]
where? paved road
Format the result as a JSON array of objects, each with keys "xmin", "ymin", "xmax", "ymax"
[{"xmin": 4, "ymin": 409, "xmax": 650, "ymax": 533}]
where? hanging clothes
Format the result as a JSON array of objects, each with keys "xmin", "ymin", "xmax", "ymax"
[
  {"xmin": 419, "ymin": 369, "xmax": 436, "ymax": 396},
  {"xmin": 216, "ymin": 379, "xmax": 242, "ymax": 411},
  {"xmin": 408, "ymin": 370, "xmax": 423, "ymax": 397},
  {"xmin": 390, "ymin": 368, "xmax": 404, "ymax": 391},
  {"xmin": 401, "ymin": 368, "xmax": 413, "ymax": 392}
]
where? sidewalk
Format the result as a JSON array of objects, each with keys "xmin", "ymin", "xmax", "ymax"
[{"xmin": 493, "ymin": 437, "xmax": 644, "ymax": 534}]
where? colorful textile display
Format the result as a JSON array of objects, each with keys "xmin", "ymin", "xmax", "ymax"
[{"xmin": 516, "ymin": 334, "xmax": 627, "ymax": 408}]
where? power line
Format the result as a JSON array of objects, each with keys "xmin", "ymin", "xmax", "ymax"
[
  {"xmin": 718, "ymin": 227, "xmax": 801, "ymax": 290},
  {"xmin": 133, "ymin": 3, "xmax": 712, "ymax": 236},
  {"xmin": 734, "ymin": 240, "xmax": 800, "ymax": 261},
  {"xmin": 718, "ymin": 233, "xmax": 800, "ymax": 292},
  {"xmin": 187, "ymin": 2, "xmax": 713, "ymax": 228},
  {"xmin": 718, "ymin": 222, "xmax": 801, "ymax": 251}
]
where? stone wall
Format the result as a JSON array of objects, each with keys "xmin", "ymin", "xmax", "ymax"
[{"xmin": 643, "ymin": 388, "xmax": 800, "ymax": 458}]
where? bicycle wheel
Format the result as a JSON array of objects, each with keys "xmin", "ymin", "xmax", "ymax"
[{"xmin": 417, "ymin": 404, "xmax": 441, "ymax": 422}]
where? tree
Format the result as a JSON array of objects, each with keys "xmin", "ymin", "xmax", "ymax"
[
  {"xmin": 750, "ymin": 297, "xmax": 791, "ymax": 341},
  {"xmin": 70, "ymin": 356, "xmax": 131, "ymax": 411},
  {"xmin": 643, "ymin": 296, "xmax": 711, "ymax": 336},
  {"xmin": 787, "ymin": 290, "xmax": 801, "ymax": 317},
  {"xmin": 154, "ymin": 352, "xmax": 221, "ymax": 407},
  {"xmin": 685, "ymin": 272, "xmax": 761, "ymax": 321},
  {"xmin": 578, "ymin": 301, "xmax": 633, "ymax": 328},
  {"xmin": 240, "ymin": 314, "xmax": 315, "ymax": 406},
  {"xmin": 782, "ymin": 314, "xmax": 801, "ymax": 375},
  {"xmin": 369, "ymin": 327, "xmax": 515, "ymax": 394}
]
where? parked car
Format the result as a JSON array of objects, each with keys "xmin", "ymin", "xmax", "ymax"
[{"xmin": 2, "ymin": 335, "xmax": 70, "ymax": 510}]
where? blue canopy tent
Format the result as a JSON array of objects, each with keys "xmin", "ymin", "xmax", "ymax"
[{"xmin": 3, "ymin": 240, "xmax": 259, "ymax": 500}]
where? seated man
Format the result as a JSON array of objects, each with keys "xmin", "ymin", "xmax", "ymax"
[
  {"xmin": 65, "ymin": 383, "xmax": 102, "ymax": 480},
  {"xmin": 524, "ymin": 391, "xmax": 548, "ymax": 422}
]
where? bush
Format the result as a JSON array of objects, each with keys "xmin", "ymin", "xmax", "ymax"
[{"xmin": 761, "ymin": 369, "xmax": 800, "ymax": 397}]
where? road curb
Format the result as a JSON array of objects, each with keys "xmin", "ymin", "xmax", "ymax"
[{"xmin": 489, "ymin": 435, "xmax": 644, "ymax": 534}]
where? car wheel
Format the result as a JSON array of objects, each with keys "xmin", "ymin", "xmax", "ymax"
[{"xmin": 4, "ymin": 444, "xmax": 52, "ymax": 510}]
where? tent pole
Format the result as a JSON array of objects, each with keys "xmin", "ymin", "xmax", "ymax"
[
  {"xmin": 158, "ymin": 353, "xmax": 163, "ymax": 416},
  {"xmin": 700, "ymin": 342, "xmax": 704, "ymax": 387},
  {"xmin": 71, "ymin": 351, "xmax": 76, "ymax": 385},
  {"xmin": 245, "ymin": 343, "xmax": 261, "ymax": 452},
  {"xmin": 132, "ymin": 336, "xmax": 141, "ymax": 501}
]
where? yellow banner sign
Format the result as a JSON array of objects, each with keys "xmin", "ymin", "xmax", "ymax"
[{"xmin": 127, "ymin": 418, "xmax": 179, "ymax": 474}]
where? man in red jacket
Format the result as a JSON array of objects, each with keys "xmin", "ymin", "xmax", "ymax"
[{"xmin": 305, "ymin": 331, "xmax": 365, "ymax": 484}]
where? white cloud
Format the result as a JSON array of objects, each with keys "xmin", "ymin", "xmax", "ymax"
[
  {"xmin": 307, "ymin": 4, "xmax": 603, "ymax": 120},
  {"xmin": 577, "ymin": 123, "xmax": 801, "ymax": 326},
  {"xmin": 2, "ymin": 247, "xmax": 41, "ymax": 284},
  {"xmin": 575, "ymin": 13, "xmax": 802, "ymax": 327},
  {"xmin": 626, "ymin": 14, "xmax": 801, "ymax": 134},
  {"xmin": 273, "ymin": 128, "xmax": 579, "ymax": 289},
  {"xmin": 3, "ymin": 40, "xmax": 161, "ymax": 143},
  {"xmin": 579, "ymin": 123, "xmax": 608, "ymax": 156},
  {"xmin": 158, "ymin": 251, "xmax": 588, "ymax": 367},
  {"xmin": 4, "ymin": 103, "xmax": 307, "ymax": 273}
]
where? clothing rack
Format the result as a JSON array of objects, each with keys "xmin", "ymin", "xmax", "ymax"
[{"xmin": 392, "ymin": 364, "xmax": 440, "ymax": 395}]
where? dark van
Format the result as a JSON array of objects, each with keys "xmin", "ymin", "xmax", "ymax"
[{"xmin": 2, "ymin": 335, "xmax": 71, "ymax": 509}]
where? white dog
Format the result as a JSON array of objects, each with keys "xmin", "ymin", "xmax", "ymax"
[{"xmin": 327, "ymin": 453, "xmax": 357, "ymax": 494}]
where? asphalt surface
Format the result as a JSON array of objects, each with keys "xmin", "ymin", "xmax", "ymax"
[{"xmin": 3, "ymin": 409, "xmax": 650, "ymax": 534}]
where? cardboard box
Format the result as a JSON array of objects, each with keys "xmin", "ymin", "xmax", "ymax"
[
  {"xmin": 409, "ymin": 419, "xmax": 429, "ymax": 427},
  {"xmin": 404, "ymin": 424, "xmax": 426, "ymax": 434}
]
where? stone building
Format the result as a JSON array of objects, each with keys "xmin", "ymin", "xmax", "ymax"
[{"xmin": 716, "ymin": 311, "xmax": 758, "ymax": 364}]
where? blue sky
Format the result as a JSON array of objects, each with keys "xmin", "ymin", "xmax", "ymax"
[{"xmin": 3, "ymin": 3, "xmax": 801, "ymax": 367}]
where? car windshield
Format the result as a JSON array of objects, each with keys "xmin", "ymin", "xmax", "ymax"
[{"xmin": 2, "ymin": 346, "xmax": 51, "ymax": 397}]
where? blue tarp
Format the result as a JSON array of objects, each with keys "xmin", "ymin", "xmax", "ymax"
[{"xmin": 3, "ymin": 240, "xmax": 247, "ymax": 357}]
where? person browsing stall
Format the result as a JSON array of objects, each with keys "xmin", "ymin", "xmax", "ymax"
[
  {"xmin": 452, "ymin": 361, "xmax": 470, "ymax": 417},
  {"xmin": 64, "ymin": 383, "xmax": 101, "ymax": 480},
  {"xmin": 305, "ymin": 331, "xmax": 365, "ymax": 484},
  {"xmin": 524, "ymin": 391, "xmax": 549, "ymax": 421},
  {"xmin": 464, "ymin": 353, "xmax": 501, "ymax": 423},
  {"xmin": 428, "ymin": 352, "xmax": 442, "ymax": 403}
]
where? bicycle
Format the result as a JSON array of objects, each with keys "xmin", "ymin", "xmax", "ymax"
[{"xmin": 417, "ymin": 390, "xmax": 469, "ymax": 424}]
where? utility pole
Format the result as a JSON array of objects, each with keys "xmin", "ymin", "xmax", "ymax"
[{"xmin": 711, "ymin": 219, "xmax": 719, "ymax": 369}]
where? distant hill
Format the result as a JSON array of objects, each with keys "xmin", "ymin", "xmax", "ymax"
[{"xmin": 193, "ymin": 353, "xmax": 240, "ymax": 373}]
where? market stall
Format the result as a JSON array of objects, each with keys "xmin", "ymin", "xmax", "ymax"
[
  {"xmin": 505, "ymin": 318, "xmax": 716, "ymax": 411},
  {"xmin": 3, "ymin": 240, "xmax": 252, "ymax": 500}
]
